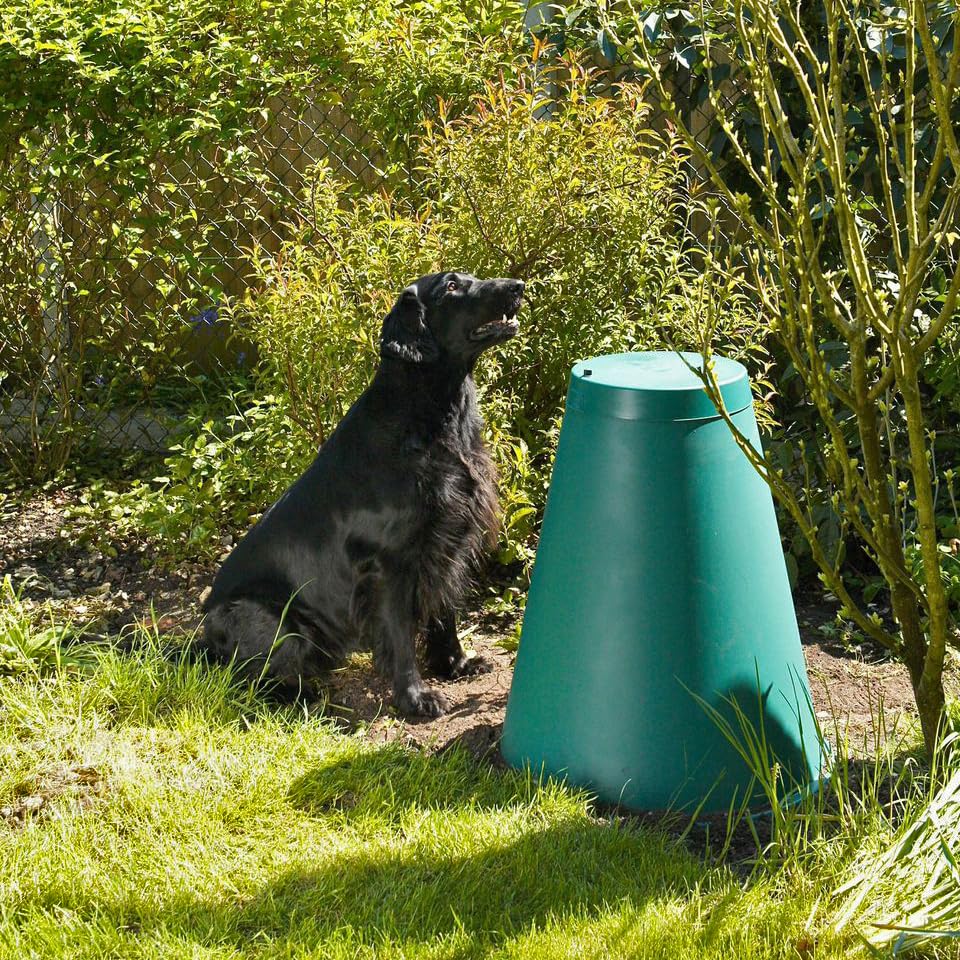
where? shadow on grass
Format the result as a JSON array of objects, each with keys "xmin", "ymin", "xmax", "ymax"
[
  {"xmin": 227, "ymin": 821, "xmax": 687, "ymax": 945},
  {"xmin": 286, "ymin": 741, "xmax": 520, "ymax": 817},
  {"xmin": 99, "ymin": 747, "xmax": 700, "ymax": 957},
  {"xmin": 177, "ymin": 818, "xmax": 693, "ymax": 957}
]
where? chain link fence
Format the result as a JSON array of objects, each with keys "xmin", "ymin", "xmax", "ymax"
[
  {"xmin": 0, "ymin": 75, "xmax": 408, "ymax": 470},
  {"xmin": 0, "ymin": 35, "xmax": 746, "ymax": 474},
  {"xmin": 606, "ymin": 43, "xmax": 749, "ymax": 250}
]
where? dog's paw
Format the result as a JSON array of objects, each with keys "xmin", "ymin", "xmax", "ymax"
[
  {"xmin": 429, "ymin": 651, "xmax": 494, "ymax": 680},
  {"xmin": 448, "ymin": 653, "xmax": 494, "ymax": 679},
  {"xmin": 395, "ymin": 684, "xmax": 450, "ymax": 718}
]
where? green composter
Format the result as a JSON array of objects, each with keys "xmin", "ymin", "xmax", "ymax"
[{"xmin": 501, "ymin": 351, "xmax": 823, "ymax": 813}]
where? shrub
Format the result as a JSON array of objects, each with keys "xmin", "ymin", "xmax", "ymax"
[
  {"xmin": 70, "ymin": 56, "xmax": 770, "ymax": 573},
  {"xmin": 71, "ymin": 389, "xmax": 313, "ymax": 561},
  {"xmin": 0, "ymin": 0, "xmax": 523, "ymax": 478},
  {"xmin": 555, "ymin": 1, "xmax": 960, "ymax": 598},
  {"xmin": 241, "ymin": 170, "xmax": 434, "ymax": 445},
  {"xmin": 241, "ymin": 60, "xmax": 770, "ymax": 574}
]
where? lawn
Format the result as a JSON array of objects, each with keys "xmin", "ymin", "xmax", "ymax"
[
  {"xmin": 1, "ymin": 561, "xmax": 958, "ymax": 960},
  {"xmin": 0, "ymin": 618, "xmax": 847, "ymax": 960},
  {"xmin": 2, "ymin": 489, "xmax": 960, "ymax": 959}
]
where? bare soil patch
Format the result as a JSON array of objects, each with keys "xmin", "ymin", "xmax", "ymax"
[
  {"xmin": 1, "ymin": 764, "xmax": 105, "ymax": 828},
  {"xmin": 2, "ymin": 486, "xmax": 956, "ymax": 763},
  {"xmin": 0, "ymin": 484, "xmax": 208, "ymax": 636}
]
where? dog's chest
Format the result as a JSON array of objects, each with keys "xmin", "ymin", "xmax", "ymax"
[
  {"xmin": 410, "ymin": 426, "xmax": 498, "ymax": 617},
  {"xmin": 416, "ymin": 433, "xmax": 493, "ymax": 524}
]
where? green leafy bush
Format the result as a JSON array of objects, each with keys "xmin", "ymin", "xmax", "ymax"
[
  {"xmin": 240, "ymin": 61, "xmax": 770, "ymax": 574},
  {"xmin": 555, "ymin": 0, "xmax": 960, "ymax": 602},
  {"xmin": 0, "ymin": 0, "xmax": 523, "ymax": 478},
  {"xmin": 71, "ymin": 390, "xmax": 313, "ymax": 561},
  {"xmin": 242, "ymin": 170, "xmax": 433, "ymax": 445},
  {"xmin": 66, "ymin": 55, "xmax": 769, "ymax": 573}
]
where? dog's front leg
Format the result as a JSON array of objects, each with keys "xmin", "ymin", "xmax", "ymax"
[
  {"xmin": 390, "ymin": 627, "xmax": 450, "ymax": 717},
  {"xmin": 369, "ymin": 580, "xmax": 450, "ymax": 718},
  {"xmin": 425, "ymin": 611, "xmax": 493, "ymax": 679}
]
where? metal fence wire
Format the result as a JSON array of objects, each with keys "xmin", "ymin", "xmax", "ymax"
[
  {"xmin": 0, "ymin": 48, "xmax": 743, "ymax": 470},
  {"xmin": 0, "ymin": 80, "xmax": 406, "ymax": 465}
]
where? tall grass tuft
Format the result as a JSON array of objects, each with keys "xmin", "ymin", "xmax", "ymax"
[
  {"xmin": 696, "ymin": 676, "xmax": 960, "ymax": 954},
  {"xmin": 833, "ymin": 733, "xmax": 960, "ymax": 955},
  {"xmin": 0, "ymin": 576, "xmax": 96, "ymax": 675},
  {"xmin": 687, "ymin": 675, "xmax": 834, "ymax": 866}
]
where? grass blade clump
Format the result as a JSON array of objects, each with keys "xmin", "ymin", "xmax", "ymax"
[
  {"xmin": 0, "ymin": 576, "xmax": 97, "ymax": 676},
  {"xmin": 834, "ymin": 733, "xmax": 960, "ymax": 954}
]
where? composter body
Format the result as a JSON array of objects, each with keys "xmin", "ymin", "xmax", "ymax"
[{"xmin": 500, "ymin": 352, "xmax": 822, "ymax": 813}]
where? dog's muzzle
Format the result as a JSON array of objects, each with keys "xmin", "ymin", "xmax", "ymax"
[{"xmin": 468, "ymin": 296, "xmax": 522, "ymax": 342}]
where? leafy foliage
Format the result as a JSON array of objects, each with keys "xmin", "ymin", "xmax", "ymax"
[
  {"xmin": 551, "ymin": 0, "xmax": 959, "ymax": 213},
  {"xmin": 0, "ymin": 0, "xmax": 523, "ymax": 477},
  {"xmin": 628, "ymin": 0, "xmax": 960, "ymax": 754},
  {"xmin": 239, "ymin": 61, "xmax": 770, "ymax": 574},
  {"xmin": 242, "ymin": 170, "xmax": 431, "ymax": 446},
  {"xmin": 554, "ymin": 1, "xmax": 960, "ymax": 598},
  {"xmin": 70, "ymin": 389, "xmax": 312, "ymax": 561}
]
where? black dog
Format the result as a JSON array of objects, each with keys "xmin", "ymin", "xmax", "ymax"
[{"xmin": 201, "ymin": 271, "xmax": 524, "ymax": 716}]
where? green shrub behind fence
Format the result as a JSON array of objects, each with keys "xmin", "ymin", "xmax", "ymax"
[{"xmin": 0, "ymin": 0, "xmax": 524, "ymax": 478}]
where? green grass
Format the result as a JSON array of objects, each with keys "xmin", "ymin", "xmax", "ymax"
[{"xmin": 0, "ymin": 590, "xmax": 957, "ymax": 959}]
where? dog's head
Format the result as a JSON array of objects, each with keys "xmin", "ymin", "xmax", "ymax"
[{"xmin": 380, "ymin": 272, "xmax": 524, "ymax": 367}]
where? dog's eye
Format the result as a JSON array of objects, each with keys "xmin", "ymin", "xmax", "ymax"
[{"xmin": 446, "ymin": 280, "xmax": 458, "ymax": 292}]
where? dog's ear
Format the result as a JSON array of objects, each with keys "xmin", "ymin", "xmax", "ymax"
[{"xmin": 380, "ymin": 284, "xmax": 438, "ymax": 363}]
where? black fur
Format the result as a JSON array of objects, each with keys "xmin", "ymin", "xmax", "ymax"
[{"xmin": 201, "ymin": 271, "xmax": 524, "ymax": 716}]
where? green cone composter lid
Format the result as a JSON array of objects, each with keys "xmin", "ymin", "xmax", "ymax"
[{"xmin": 567, "ymin": 351, "xmax": 753, "ymax": 423}]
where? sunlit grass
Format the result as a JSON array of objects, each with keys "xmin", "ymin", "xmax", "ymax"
[
  {"xmin": 0, "ymin": 595, "xmax": 957, "ymax": 959},
  {"xmin": 834, "ymin": 733, "xmax": 960, "ymax": 955}
]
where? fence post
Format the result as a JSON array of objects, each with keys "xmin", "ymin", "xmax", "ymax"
[{"xmin": 33, "ymin": 186, "xmax": 66, "ymax": 400}]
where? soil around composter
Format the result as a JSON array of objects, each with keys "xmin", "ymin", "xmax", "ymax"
[{"xmin": 1, "ymin": 486, "xmax": 956, "ymax": 765}]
